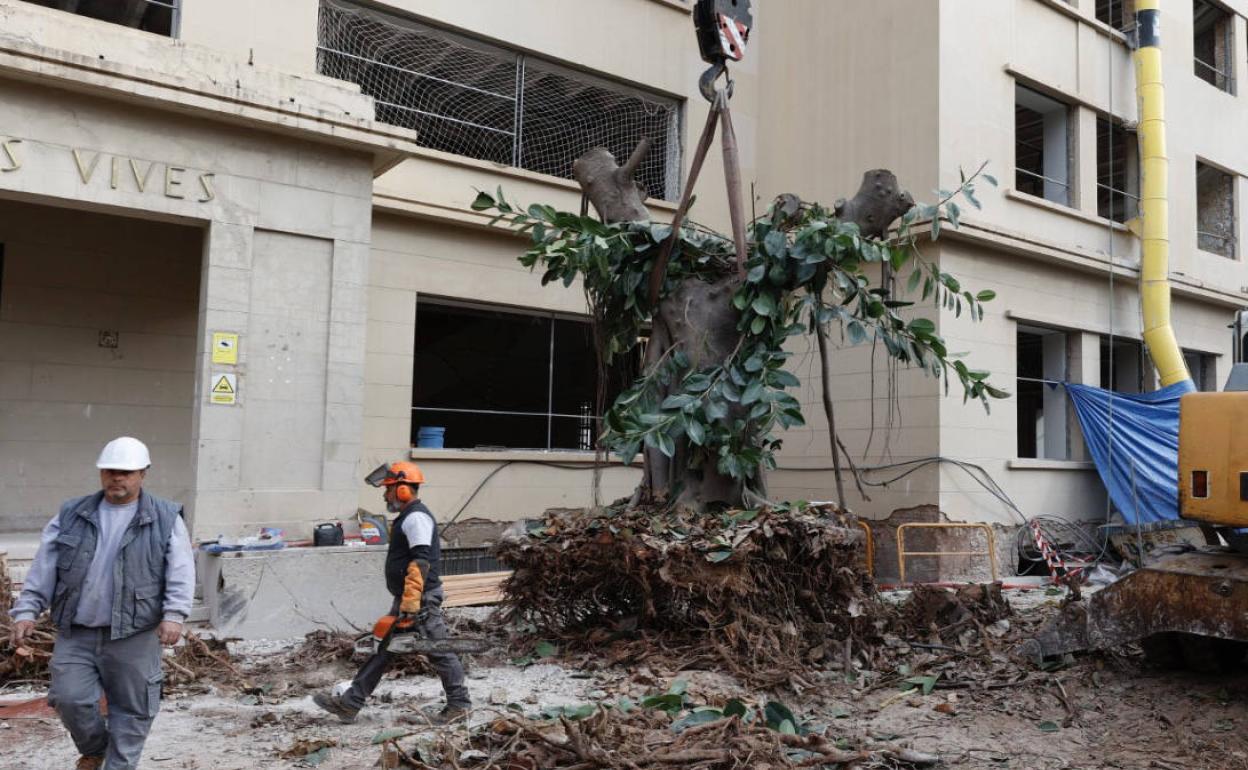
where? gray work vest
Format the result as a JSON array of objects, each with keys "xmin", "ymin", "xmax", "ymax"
[{"xmin": 49, "ymin": 490, "xmax": 182, "ymax": 640}]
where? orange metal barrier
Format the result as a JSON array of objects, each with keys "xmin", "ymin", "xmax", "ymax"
[
  {"xmin": 896, "ymin": 522, "xmax": 997, "ymax": 584},
  {"xmin": 854, "ymin": 519, "xmax": 875, "ymax": 575}
]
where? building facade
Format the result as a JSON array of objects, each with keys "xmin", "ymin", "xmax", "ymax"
[{"xmin": 1, "ymin": 0, "xmax": 1245, "ymax": 579}]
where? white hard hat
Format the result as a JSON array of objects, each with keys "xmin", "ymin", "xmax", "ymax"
[{"xmin": 96, "ymin": 436, "xmax": 151, "ymax": 471}]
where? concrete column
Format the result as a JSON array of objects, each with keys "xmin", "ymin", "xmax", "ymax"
[
  {"xmin": 1231, "ymin": 15, "xmax": 1246, "ymax": 96},
  {"xmin": 1044, "ymin": 106, "xmax": 1073, "ymax": 207},
  {"xmin": 322, "ymin": 240, "xmax": 369, "ymax": 501},
  {"xmin": 1042, "ymin": 332, "xmax": 1069, "ymax": 459},
  {"xmin": 189, "ymin": 221, "xmax": 253, "ymax": 532},
  {"xmin": 1075, "ymin": 106, "xmax": 1098, "ymax": 217},
  {"xmin": 1068, "ymin": 332, "xmax": 1101, "ymax": 460}
]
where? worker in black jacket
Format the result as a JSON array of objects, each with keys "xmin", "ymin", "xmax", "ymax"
[{"xmin": 314, "ymin": 461, "xmax": 470, "ymax": 724}]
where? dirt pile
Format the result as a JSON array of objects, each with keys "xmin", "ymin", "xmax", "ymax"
[{"xmin": 496, "ymin": 504, "xmax": 877, "ymax": 688}]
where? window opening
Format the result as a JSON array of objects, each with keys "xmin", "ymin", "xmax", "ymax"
[
  {"xmin": 317, "ymin": 0, "xmax": 682, "ymax": 201},
  {"xmin": 1194, "ymin": 0, "xmax": 1235, "ymax": 93},
  {"xmin": 411, "ymin": 301, "xmax": 638, "ymax": 451},
  {"xmin": 19, "ymin": 0, "xmax": 177, "ymax": 36},
  {"xmin": 1017, "ymin": 325, "xmax": 1072, "ymax": 459},
  {"xmin": 1015, "ymin": 86, "xmax": 1073, "ymax": 206},
  {"xmin": 1196, "ymin": 161, "xmax": 1236, "ymax": 258},
  {"xmin": 1097, "ymin": 118, "xmax": 1139, "ymax": 223}
]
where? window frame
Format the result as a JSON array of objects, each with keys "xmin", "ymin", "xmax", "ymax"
[
  {"xmin": 411, "ymin": 298, "xmax": 629, "ymax": 452},
  {"xmin": 316, "ymin": 0, "xmax": 683, "ymax": 201},
  {"xmin": 18, "ymin": 0, "xmax": 180, "ymax": 37},
  {"xmin": 1195, "ymin": 159, "xmax": 1238, "ymax": 259},
  {"xmin": 1016, "ymin": 324, "xmax": 1075, "ymax": 460},
  {"xmin": 1193, "ymin": 0, "xmax": 1236, "ymax": 94},
  {"xmin": 1014, "ymin": 85, "xmax": 1075, "ymax": 208},
  {"xmin": 1096, "ymin": 116, "xmax": 1140, "ymax": 224}
]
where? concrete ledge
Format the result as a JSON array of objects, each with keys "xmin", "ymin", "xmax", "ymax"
[
  {"xmin": 411, "ymin": 448, "xmax": 631, "ymax": 465},
  {"xmin": 201, "ymin": 545, "xmax": 389, "ymax": 638},
  {"xmin": 1007, "ymin": 458, "xmax": 1098, "ymax": 471}
]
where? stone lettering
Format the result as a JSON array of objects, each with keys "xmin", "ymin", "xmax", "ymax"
[
  {"xmin": 129, "ymin": 158, "xmax": 154, "ymax": 192},
  {"xmin": 197, "ymin": 172, "xmax": 215, "ymax": 203},
  {"xmin": 1, "ymin": 139, "xmax": 21, "ymax": 172},
  {"xmin": 165, "ymin": 166, "xmax": 185, "ymax": 199},
  {"xmin": 71, "ymin": 149, "xmax": 101, "ymax": 184}
]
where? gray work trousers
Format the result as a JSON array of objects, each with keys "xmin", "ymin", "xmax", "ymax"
[
  {"xmin": 48, "ymin": 626, "xmax": 162, "ymax": 770},
  {"xmin": 344, "ymin": 592, "xmax": 470, "ymax": 710}
]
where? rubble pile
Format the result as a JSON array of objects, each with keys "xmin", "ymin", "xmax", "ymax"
[
  {"xmin": 496, "ymin": 504, "xmax": 879, "ymax": 687},
  {"xmin": 398, "ymin": 707, "xmax": 940, "ymax": 770}
]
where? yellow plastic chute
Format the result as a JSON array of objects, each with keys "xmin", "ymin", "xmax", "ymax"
[{"xmin": 1134, "ymin": 0, "xmax": 1191, "ymax": 387}]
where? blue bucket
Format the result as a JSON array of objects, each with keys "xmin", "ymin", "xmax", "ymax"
[{"xmin": 416, "ymin": 426, "xmax": 446, "ymax": 449}]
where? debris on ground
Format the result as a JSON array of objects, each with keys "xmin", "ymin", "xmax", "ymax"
[
  {"xmin": 496, "ymin": 503, "xmax": 878, "ymax": 688},
  {"xmin": 389, "ymin": 704, "xmax": 940, "ymax": 769}
]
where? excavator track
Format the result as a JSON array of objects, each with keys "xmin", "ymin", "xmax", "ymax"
[{"xmin": 1016, "ymin": 549, "xmax": 1248, "ymax": 667}]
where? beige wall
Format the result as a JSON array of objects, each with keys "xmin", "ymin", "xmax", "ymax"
[
  {"xmin": 361, "ymin": 213, "xmax": 641, "ymax": 520},
  {"xmin": 0, "ymin": 200, "xmax": 201, "ymax": 531}
]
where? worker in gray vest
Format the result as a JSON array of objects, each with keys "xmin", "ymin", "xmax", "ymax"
[{"xmin": 10, "ymin": 437, "xmax": 195, "ymax": 770}]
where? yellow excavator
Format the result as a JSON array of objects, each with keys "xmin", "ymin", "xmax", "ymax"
[{"xmin": 1018, "ymin": 1, "xmax": 1248, "ymax": 669}]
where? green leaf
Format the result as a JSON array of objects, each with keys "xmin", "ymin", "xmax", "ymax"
[
  {"xmin": 909, "ymin": 318, "xmax": 936, "ymax": 336},
  {"xmin": 672, "ymin": 708, "xmax": 723, "ymax": 733},
  {"xmin": 687, "ymin": 420, "xmax": 706, "ymax": 446},
  {"xmin": 976, "ymin": 289, "xmax": 997, "ymax": 302},
  {"xmin": 535, "ymin": 640, "xmax": 558, "ymax": 658},
  {"xmin": 616, "ymin": 696, "xmax": 635, "ymax": 713},
  {"xmin": 470, "ymin": 191, "xmax": 496, "ymax": 211},
  {"xmin": 1037, "ymin": 721, "xmax": 1060, "ymax": 733},
  {"xmin": 741, "ymin": 382, "xmax": 764, "ymax": 405},
  {"xmin": 641, "ymin": 693, "xmax": 684, "ymax": 713},
  {"xmin": 906, "ymin": 269, "xmax": 922, "ymax": 293},
  {"xmin": 668, "ymin": 679, "xmax": 689, "ymax": 696},
  {"xmin": 304, "ymin": 747, "xmax": 331, "ymax": 766},
  {"xmin": 983, "ymin": 173, "xmax": 999, "ymax": 187},
  {"xmin": 372, "ymin": 728, "xmax": 413, "ymax": 745},
  {"xmin": 747, "ymin": 263, "xmax": 766, "ymax": 283},
  {"xmin": 723, "ymin": 699, "xmax": 749, "ymax": 719},
  {"xmin": 764, "ymin": 701, "xmax": 798, "ymax": 732},
  {"xmin": 656, "ymin": 431, "xmax": 676, "ymax": 458},
  {"xmin": 778, "ymin": 719, "xmax": 797, "ymax": 735},
  {"xmin": 752, "ymin": 293, "xmax": 778, "ymax": 317},
  {"xmin": 904, "ymin": 675, "xmax": 940, "ymax": 695},
  {"xmin": 750, "ymin": 316, "xmax": 767, "ymax": 334},
  {"xmin": 706, "ymin": 548, "xmax": 733, "ymax": 563}
]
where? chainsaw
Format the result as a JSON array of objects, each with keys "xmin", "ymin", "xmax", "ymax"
[{"xmin": 352, "ymin": 614, "xmax": 491, "ymax": 657}]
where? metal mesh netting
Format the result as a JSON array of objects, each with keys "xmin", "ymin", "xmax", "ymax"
[{"xmin": 317, "ymin": 1, "xmax": 682, "ymax": 201}]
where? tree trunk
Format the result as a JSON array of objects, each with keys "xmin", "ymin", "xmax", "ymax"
[{"xmin": 575, "ymin": 146, "xmax": 914, "ymax": 511}]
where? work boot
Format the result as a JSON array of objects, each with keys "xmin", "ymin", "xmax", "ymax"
[
  {"xmin": 428, "ymin": 704, "xmax": 470, "ymax": 725},
  {"xmin": 74, "ymin": 757, "xmax": 104, "ymax": 770},
  {"xmin": 312, "ymin": 690, "xmax": 360, "ymax": 724}
]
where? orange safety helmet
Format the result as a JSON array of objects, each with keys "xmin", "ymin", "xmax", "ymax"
[
  {"xmin": 364, "ymin": 461, "xmax": 426, "ymax": 488},
  {"xmin": 366, "ymin": 461, "xmax": 425, "ymax": 509}
]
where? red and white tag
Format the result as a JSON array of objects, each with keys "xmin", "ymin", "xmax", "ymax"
[{"xmin": 717, "ymin": 12, "xmax": 749, "ymax": 61}]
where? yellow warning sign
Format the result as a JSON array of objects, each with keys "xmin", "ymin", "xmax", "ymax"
[
  {"xmin": 210, "ymin": 373, "xmax": 237, "ymax": 405},
  {"xmin": 212, "ymin": 332, "xmax": 239, "ymax": 365}
]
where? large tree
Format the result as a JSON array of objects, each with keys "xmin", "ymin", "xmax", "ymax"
[{"xmin": 474, "ymin": 147, "xmax": 1004, "ymax": 511}]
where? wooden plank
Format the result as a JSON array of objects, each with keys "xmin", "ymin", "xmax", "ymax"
[{"xmin": 442, "ymin": 570, "xmax": 509, "ymax": 608}]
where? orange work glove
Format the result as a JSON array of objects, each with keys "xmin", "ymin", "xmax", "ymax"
[{"xmin": 399, "ymin": 560, "xmax": 426, "ymax": 614}]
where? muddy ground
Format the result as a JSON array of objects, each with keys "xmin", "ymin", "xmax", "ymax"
[{"xmin": 2, "ymin": 593, "xmax": 1246, "ymax": 770}]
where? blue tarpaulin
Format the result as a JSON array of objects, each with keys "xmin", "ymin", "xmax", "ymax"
[{"xmin": 1065, "ymin": 380, "xmax": 1195, "ymax": 525}]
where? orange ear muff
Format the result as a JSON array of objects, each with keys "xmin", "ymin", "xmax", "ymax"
[{"xmin": 395, "ymin": 484, "xmax": 414, "ymax": 504}]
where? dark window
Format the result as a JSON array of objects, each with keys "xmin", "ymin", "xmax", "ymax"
[
  {"xmin": 1015, "ymin": 86, "xmax": 1072, "ymax": 206},
  {"xmin": 1196, "ymin": 161, "xmax": 1236, "ymax": 258},
  {"xmin": 1096, "ymin": 0, "xmax": 1136, "ymax": 32},
  {"xmin": 1183, "ymin": 349, "xmax": 1218, "ymax": 391},
  {"xmin": 412, "ymin": 302, "xmax": 636, "ymax": 450},
  {"xmin": 1097, "ymin": 118, "xmax": 1139, "ymax": 223},
  {"xmin": 1194, "ymin": 0, "xmax": 1235, "ymax": 93},
  {"xmin": 1101, "ymin": 337, "xmax": 1147, "ymax": 393},
  {"xmin": 1017, "ymin": 326, "xmax": 1071, "ymax": 459},
  {"xmin": 317, "ymin": 0, "xmax": 682, "ymax": 201},
  {"xmin": 19, "ymin": 0, "xmax": 177, "ymax": 36}
]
